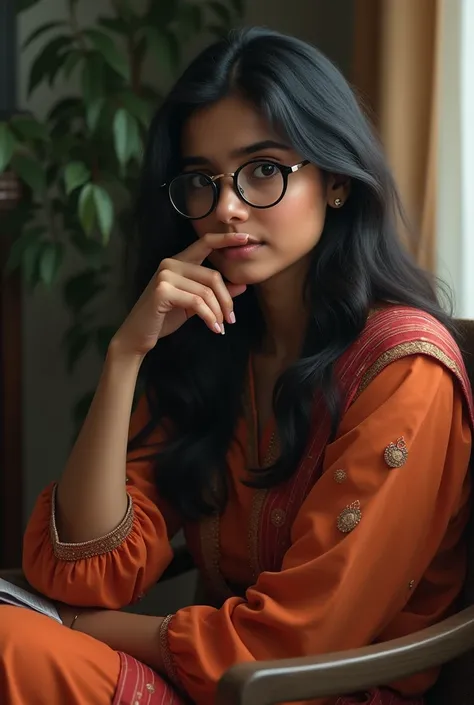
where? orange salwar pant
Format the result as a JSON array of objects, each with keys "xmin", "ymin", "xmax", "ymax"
[{"xmin": 0, "ymin": 606, "xmax": 119, "ymax": 704}]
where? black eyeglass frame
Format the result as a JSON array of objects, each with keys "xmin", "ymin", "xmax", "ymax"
[{"xmin": 162, "ymin": 159, "xmax": 310, "ymax": 220}]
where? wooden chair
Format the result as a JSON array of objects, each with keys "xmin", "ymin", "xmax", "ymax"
[{"xmin": 3, "ymin": 320, "xmax": 474, "ymax": 704}]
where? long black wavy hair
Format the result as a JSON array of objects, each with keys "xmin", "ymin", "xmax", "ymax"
[{"xmin": 130, "ymin": 26, "xmax": 453, "ymax": 520}]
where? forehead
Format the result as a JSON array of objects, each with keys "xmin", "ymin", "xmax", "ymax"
[{"xmin": 181, "ymin": 95, "xmax": 283, "ymax": 157}]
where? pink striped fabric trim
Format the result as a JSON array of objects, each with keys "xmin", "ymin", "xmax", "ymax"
[{"xmin": 112, "ymin": 652, "xmax": 187, "ymax": 705}]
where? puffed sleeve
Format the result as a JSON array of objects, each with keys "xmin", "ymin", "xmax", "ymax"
[
  {"xmin": 22, "ymin": 397, "xmax": 181, "ymax": 609},
  {"xmin": 159, "ymin": 356, "xmax": 471, "ymax": 705}
]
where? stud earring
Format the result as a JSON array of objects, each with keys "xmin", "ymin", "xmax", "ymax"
[{"xmin": 334, "ymin": 198, "xmax": 343, "ymax": 207}]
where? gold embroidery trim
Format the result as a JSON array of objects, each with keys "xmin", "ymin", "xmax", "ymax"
[
  {"xmin": 355, "ymin": 341, "xmax": 461, "ymax": 401},
  {"xmin": 199, "ymin": 512, "xmax": 234, "ymax": 600},
  {"xmin": 50, "ymin": 484, "xmax": 134, "ymax": 561},
  {"xmin": 159, "ymin": 614, "xmax": 182, "ymax": 690},
  {"xmin": 198, "ymin": 374, "xmax": 283, "ymax": 596}
]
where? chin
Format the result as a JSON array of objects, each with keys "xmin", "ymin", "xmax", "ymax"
[{"xmin": 221, "ymin": 263, "xmax": 279, "ymax": 286}]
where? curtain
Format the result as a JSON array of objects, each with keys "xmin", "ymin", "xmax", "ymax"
[{"xmin": 353, "ymin": 0, "xmax": 441, "ymax": 270}]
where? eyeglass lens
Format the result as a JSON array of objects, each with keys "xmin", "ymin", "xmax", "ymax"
[{"xmin": 169, "ymin": 161, "xmax": 285, "ymax": 219}]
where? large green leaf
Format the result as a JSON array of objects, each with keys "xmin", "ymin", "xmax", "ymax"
[
  {"xmin": 10, "ymin": 114, "xmax": 49, "ymax": 142},
  {"xmin": 84, "ymin": 28, "xmax": 130, "ymax": 82},
  {"xmin": 63, "ymin": 268, "xmax": 105, "ymax": 314},
  {"xmin": 113, "ymin": 109, "xmax": 142, "ymax": 167},
  {"xmin": 98, "ymin": 16, "xmax": 129, "ymax": 36},
  {"xmin": 47, "ymin": 97, "xmax": 82, "ymax": 125},
  {"xmin": 28, "ymin": 35, "xmax": 72, "ymax": 96},
  {"xmin": 39, "ymin": 241, "xmax": 64, "ymax": 286},
  {"xmin": 92, "ymin": 185, "xmax": 114, "ymax": 243},
  {"xmin": 0, "ymin": 122, "xmax": 15, "ymax": 173},
  {"xmin": 51, "ymin": 134, "xmax": 78, "ymax": 161},
  {"xmin": 78, "ymin": 183, "xmax": 96, "ymax": 235},
  {"xmin": 11, "ymin": 153, "xmax": 46, "ymax": 193},
  {"xmin": 142, "ymin": 27, "xmax": 175, "ymax": 75},
  {"xmin": 22, "ymin": 237, "xmax": 43, "ymax": 288},
  {"xmin": 70, "ymin": 232, "xmax": 105, "ymax": 269},
  {"xmin": 81, "ymin": 53, "xmax": 105, "ymax": 104},
  {"xmin": 164, "ymin": 29, "xmax": 181, "ymax": 69},
  {"xmin": 86, "ymin": 97, "xmax": 105, "ymax": 132},
  {"xmin": 207, "ymin": 1, "xmax": 232, "ymax": 26},
  {"xmin": 64, "ymin": 161, "xmax": 91, "ymax": 195},
  {"xmin": 5, "ymin": 226, "xmax": 44, "ymax": 273},
  {"xmin": 62, "ymin": 50, "xmax": 83, "ymax": 79},
  {"xmin": 22, "ymin": 20, "xmax": 67, "ymax": 50},
  {"xmin": 118, "ymin": 92, "xmax": 152, "ymax": 128}
]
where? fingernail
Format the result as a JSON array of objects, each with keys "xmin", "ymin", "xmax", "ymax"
[
  {"xmin": 229, "ymin": 312, "xmax": 236, "ymax": 324},
  {"xmin": 234, "ymin": 233, "xmax": 249, "ymax": 241},
  {"xmin": 214, "ymin": 322, "xmax": 222, "ymax": 334},
  {"xmin": 221, "ymin": 324, "xmax": 225, "ymax": 335}
]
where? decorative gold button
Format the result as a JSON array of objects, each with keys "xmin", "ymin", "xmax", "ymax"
[
  {"xmin": 384, "ymin": 437, "xmax": 408, "ymax": 468},
  {"xmin": 333, "ymin": 469, "xmax": 347, "ymax": 483},
  {"xmin": 271, "ymin": 508, "xmax": 286, "ymax": 527},
  {"xmin": 409, "ymin": 580, "xmax": 415, "ymax": 590},
  {"xmin": 337, "ymin": 501, "xmax": 362, "ymax": 533},
  {"xmin": 146, "ymin": 683, "xmax": 155, "ymax": 693}
]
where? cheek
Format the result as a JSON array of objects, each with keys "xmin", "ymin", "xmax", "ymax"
[{"xmin": 266, "ymin": 182, "xmax": 327, "ymax": 245}]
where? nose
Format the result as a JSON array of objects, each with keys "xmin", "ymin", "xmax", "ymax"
[{"xmin": 214, "ymin": 177, "xmax": 249, "ymax": 224}]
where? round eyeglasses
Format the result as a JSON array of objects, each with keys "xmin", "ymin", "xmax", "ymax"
[{"xmin": 164, "ymin": 159, "xmax": 310, "ymax": 220}]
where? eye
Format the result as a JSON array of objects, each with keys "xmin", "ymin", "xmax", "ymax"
[
  {"xmin": 188, "ymin": 174, "xmax": 210, "ymax": 189},
  {"xmin": 252, "ymin": 162, "xmax": 279, "ymax": 179}
]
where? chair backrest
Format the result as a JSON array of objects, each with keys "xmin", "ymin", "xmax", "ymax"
[{"xmin": 427, "ymin": 319, "xmax": 474, "ymax": 704}]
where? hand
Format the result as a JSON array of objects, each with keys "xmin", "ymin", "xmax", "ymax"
[{"xmin": 111, "ymin": 232, "xmax": 249, "ymax": 359}]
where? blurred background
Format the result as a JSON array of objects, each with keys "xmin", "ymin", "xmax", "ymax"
[{"xmin": 0, "ymin": 0, "xmax": 473, "ymax": 609}]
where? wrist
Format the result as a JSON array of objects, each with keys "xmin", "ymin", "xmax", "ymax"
[{"xmin": 106, "ymin": 338, "xmax": 145, "ymax": 371}]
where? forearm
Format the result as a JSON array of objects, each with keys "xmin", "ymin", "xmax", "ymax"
[
  {"xmin": 56, "ymin": 344, "xmax": 143, "ymax": 542},
  {"xmin": 74, "ymin": 609, "xmax": 165, "ymax": 673}
]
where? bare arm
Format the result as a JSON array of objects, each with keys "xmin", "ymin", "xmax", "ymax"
[
  {"xmin": 59, "ymin": 604, "xmax": 166, "ymax": 674},
  {"xmin": 54, "ymin": 232, "xmax": 248, "ymax": 544},
  {"xmin": 55, "ymin": 348, "xmax": 142, "ymax": 542}
]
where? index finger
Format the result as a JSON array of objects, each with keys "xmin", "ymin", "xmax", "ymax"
[{"xmin": 176, "ymin": 232, "xmax": 249, "ymax": 264}]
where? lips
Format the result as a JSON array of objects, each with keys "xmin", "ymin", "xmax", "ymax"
[{"xmin": 228, "ymin": 235, "xmax": 261, "ymax": 246}]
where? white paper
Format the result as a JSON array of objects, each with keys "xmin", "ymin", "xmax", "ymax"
[{"xmin": 0, "ymin": 577, "xmax": 62, "ymax": 623}]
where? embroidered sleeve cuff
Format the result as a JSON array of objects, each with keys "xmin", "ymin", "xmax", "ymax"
[
  {"xmin": 49, "ymin": 484, "xmax": 135, "ymax": 561},
  {"xmin": 159, "ymin": 614, "xmax": 182, "ymax": 689}
]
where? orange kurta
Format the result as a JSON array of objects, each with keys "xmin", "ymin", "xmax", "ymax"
[{"xmin": 1, "ymin": 350, "xmax": 468, "ymax": 705}]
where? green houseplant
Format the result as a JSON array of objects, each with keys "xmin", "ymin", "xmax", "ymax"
[{"xmin": 0, "ymin": 0, "xmax": 244, "ymax": 423}]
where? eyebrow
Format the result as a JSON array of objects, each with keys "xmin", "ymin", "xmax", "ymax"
[{"xmin": 180, "ymin": 140, "xmax": 291, "ymax": 168}]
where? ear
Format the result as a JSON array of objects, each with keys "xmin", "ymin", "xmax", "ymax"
[{"xmin": 326, "ymin": 174, "xmax": 351, "ymax": 209}]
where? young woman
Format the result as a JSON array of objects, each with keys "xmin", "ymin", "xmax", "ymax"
[{"xmin": 1, "ymin": 27, "xmax": 472, "ymax": 705}]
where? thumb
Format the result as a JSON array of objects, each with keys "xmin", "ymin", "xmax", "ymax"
[{"xmin": 226, "ymin": 283, "xmax": 247, "ymax": 298}]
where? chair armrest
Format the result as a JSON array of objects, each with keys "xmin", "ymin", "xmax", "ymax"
[{"xmin": 216, "ymin": 605, "xmax": 474, "ymax": 705}]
